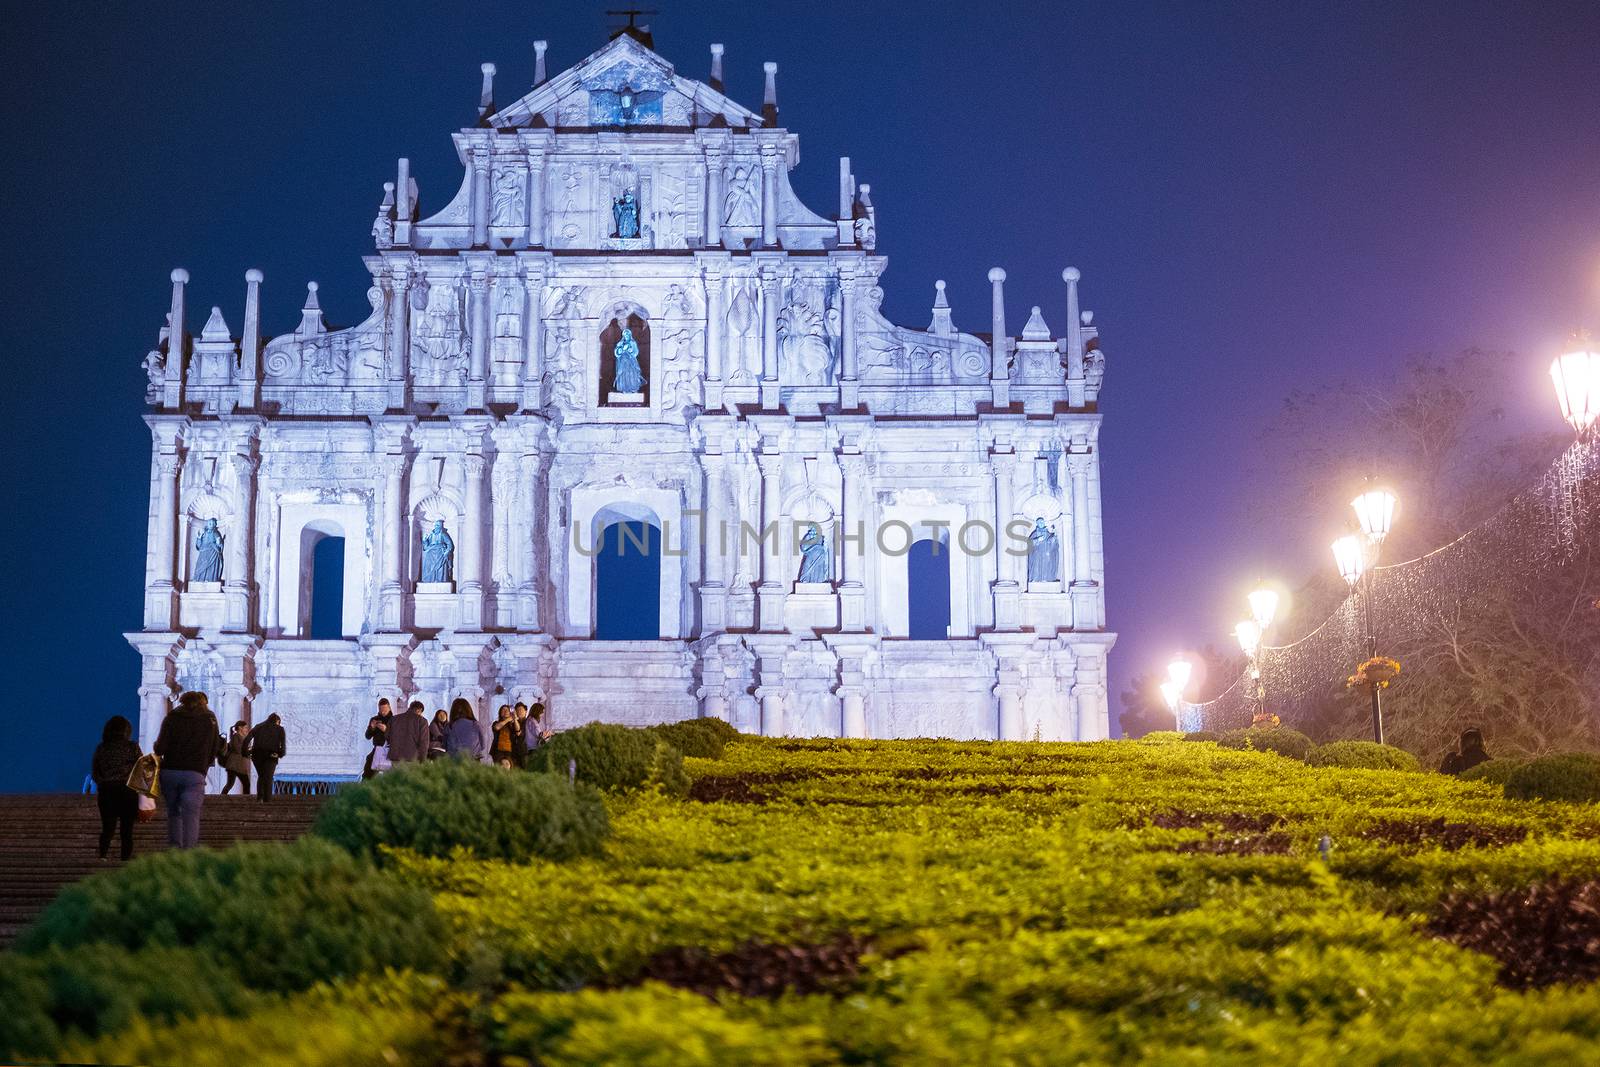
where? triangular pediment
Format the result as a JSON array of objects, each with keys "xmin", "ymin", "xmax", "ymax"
[{"xmin": 489, "ymin": 34, "xmax": 762, "ymax": 130}]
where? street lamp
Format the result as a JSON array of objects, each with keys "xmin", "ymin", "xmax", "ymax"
[
  {"xmin": 1242, "ymin": 582, "xmax": 1279, "ymax": 724},
  {"xmin": 1165, "ymin": 657, "xmax": 1192, "ymax": 731},
  {"xmin": 1333, "ymin": 484, "xmax": 1398, "ymax": 744},
  {"xmin": 1550, "ymin": 338, "xmax": 1600, "ymax": 436}
]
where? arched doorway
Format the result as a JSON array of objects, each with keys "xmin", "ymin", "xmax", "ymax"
[
  {"xmin": 299, "ymin": 520, "xmax": 347, "ymax": 637},
  {"xmin": 907, "ymin": 537, "xmax": 951, "ymax": 639},
  {"xmin": 595, "ymin": 520, "xmax": 661, "ymax": 639}
]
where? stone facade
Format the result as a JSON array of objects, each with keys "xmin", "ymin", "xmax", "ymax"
[{"xmin": 127, "ymin": 29, "xmax": 1116, "ymax": 775}]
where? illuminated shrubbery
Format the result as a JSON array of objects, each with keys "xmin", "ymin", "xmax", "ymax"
[
  {"xmin": 1307, "ymin": 740, "xmax": 1422, "ymax": 772},
  {"xmin": 528, "ymin": 722, "xmax": 689, "ymax": 796},
  {"xmin": 1504, "ymin": 753, "xmax": 1600, "ymax": 804}
]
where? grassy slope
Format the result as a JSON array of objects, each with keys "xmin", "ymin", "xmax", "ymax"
[{"xmin": 79, "ymin": 738, "xmax": 1600, "ymax": 1064}]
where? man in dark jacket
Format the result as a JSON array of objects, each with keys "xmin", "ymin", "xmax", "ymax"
[
  {"xmin": 153, "ymin": 691, "xmax": 221, "ymax": 848},
  {"xmin": 1439, "ymin": 728, "xmax": 1491, "ymax": 775},
  {"xmin": 388, "ymin": 700, "xmax": 432, "ymax": 765},
  {"xmin": 244, "ymin": 713, "xmax": 287, "ymax": 802}
]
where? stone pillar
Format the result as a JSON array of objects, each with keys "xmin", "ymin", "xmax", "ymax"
[
  {"xmin": 839, "ymin": 266, "xmax": 860, "ymax": 410},
  {"xmin": 520, "ymin": 260, "xmax": 546, "ymax": 411},
  {"xmin": 238, "ymin": 269, "xmax": 262, "ymax": 410},
  {"xmin": 138, "ymin": 685, "xmax": 170, "ymax": 753},
  {"xmin": 459, "ymin": 451, "xmax": 486, "ymax": 629},
  {"xmin": 467, "ymin": 268, "xmax": 490, "ymax": 410},
  {"xmin": 703, "ymin": 263, "xmax": 725, "ymax": 409},
  {"xmin": 988, "ymin": 268, "xmax": 1010, "ymax": 408},
  {"xmin": 394, "ymin": 157, "xmax": 412, "ymax": 245},
  {"xmin": 996, "ymin": 681, "xmax": 1024, "ymax": 741},
  {"xmin": 1067, "ymin": 451, "xmax": 1095, "ymax": 587},
  {"xmin": 163, "ymin": 269, "xmax": 188, "ymax": 409},
  {"xmin": 145, "ymin": 450, "xmax": 181, "ymax": 629},
  {"xmin": 386, "ymin": 264, "xmax": 410, "ymax": 412},
  {"xmin": 838, "ymin": 451, "xmax": 868, "ymax": 631},
  {"xmin": 839, "ymin": 687, "xmax": 866, "ymax": 738},
  {"xmin": 517, "ymin": 447, "xmax": 542, "ymax": 630},
  {"xmin": 378, "ymin": 445, "xmax": 407, "ymax": 630},
  {"xmin": 525, "ymin": 150, "xmax": 546, "ymax": 247},
  {"xmin": 704, "ymin": 147, "xmax": 724, "ymax": 248},
  {"xmin": 756, "ymin": 444, "xmax": 785, "ymax": 632},
  {"xmin": 222, "ymin": 449, "xmax": 257, "ymax": 631},
  {"xmin": 699, "ymin": 449, "xmax": 729, "ymax": 631},
  {"xmin": 759, "ymin": 264, "xmax": 780, "ymax": 409},
  {"xmin": 759, "ymin": 144, "xmax": 780, "ymax": 248},
  {"xmin": 991, "ymin": 450, "xmax": 1020, "ymax": 631},
  {"xmin": 470, "ymin": 149, "xmax": 490, "ymax": 249}
]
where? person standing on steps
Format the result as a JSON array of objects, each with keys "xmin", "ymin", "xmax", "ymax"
[
  {"xmin": 388, "ymin": 699, "xmax": 432, "ymax": 765},
  {"xmin": 153, "ymin": 691, "xmax": 221, "ymax": 849},
  {"xmin": 491, "ymin": 704, "xmax": 519, "ymax": 768},
  {"xmin": 220, "ymin": 720, "xmax": 252, "ymax": 795},
  {"xmin": 428, "ymin": 709, "xmax": 450, "ymax": 760},
  {"xmin": 91, "ymin": 715, "xmax": 142, "ymax": 861},
  {"xmin": 445, "ymin": 698, "xmax": 484, "ymax": 761},
  {"xmin": 244, "ymin": 713, "xmax": 287, "ymax": 802},
  {"xmin": 363, "ymin": 698, "xmax": 394, "ymax": 778}
]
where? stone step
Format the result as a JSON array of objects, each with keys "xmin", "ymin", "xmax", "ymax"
[{"xmin": 0, "ymin": 793, "xmax": 327, "ymax": 949}]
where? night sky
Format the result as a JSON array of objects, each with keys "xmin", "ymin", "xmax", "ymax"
[{"xmin": 3, "ymin": 1, "xmax": 1597, "ymax": 791}]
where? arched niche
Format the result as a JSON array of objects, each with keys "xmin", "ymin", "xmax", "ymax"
[
  {"xmin": 181, "ymin": 492, "xmax": 233, "ymax": 586},
  {"xmin": 410, "ymin": 490, "xmax": 465, "ymax": 586},
  {"xmin": 876, "ymin": 502, "xmax": 974, "ymax": 638},
  {"xmin": 598, "ymin": 306, "xmax": 650, "ymax": 406}
]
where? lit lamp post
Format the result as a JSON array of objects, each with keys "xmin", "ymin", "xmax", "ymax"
[
  {"xmin": 1165, "ymin": 657, "xmax": 1193, "ymax": 731},
  {"xmin": 1333, "ymin": 483, "xmax": 1399, "ymax": 744},
  {"xmin": 1550, "ymin": 337, "xmax": 1600, "ymax": 437},
  {"xmin": 1239, "ymin": 583, "xmax": 1279, "ymax": 724}
]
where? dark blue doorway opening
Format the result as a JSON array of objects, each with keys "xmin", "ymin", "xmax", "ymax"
[
  {"xmin": 596, "ymin": 521, "xmax": 661, "ymax": 639},
  {"xmin": 907, "ymin": 538, "xmax": 951, "ymax": 639}
]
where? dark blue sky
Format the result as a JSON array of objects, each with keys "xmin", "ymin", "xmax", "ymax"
[{"xmin": 3, "ymin": 1, "xmax": 1596, "ymax": 789}]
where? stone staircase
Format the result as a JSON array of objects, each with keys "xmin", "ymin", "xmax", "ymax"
[{"xmin": 0, "ymin": 793, "xmax": 325, "ymax": 949}]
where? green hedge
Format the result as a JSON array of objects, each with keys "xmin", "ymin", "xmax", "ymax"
[
  {"xmin": 17, "ymin": 839, "xmax": 445, "ymax": 994},
  {"xmin": 1504, "ymin": 753, "xmax": 1600, "ymax": 804},
  {"xmin": 1217, "ymin": 726, "xmax": 1315, "ymax": 761},
  {"xmin": 313, "ymin": 758, "xmax": 610, "ymax": 863},
  {"xmin": 1182, "ymin": 731, "xmax": 1221, "ymax": 743},
  {"xmin": 1137, "ymin": 731, "xmax": 1186, "ymax": 744},
  {"xmin": 0, "ymin": 945, "xmax": 253, "ymax": 1062},
  {"xmin": 530, "ymin": 723, "xmax": 689, "ymax": 796},
  {"xmin": 1307, "ymin": 740, "xmax": 1421, "ymax": 772},
  {"xmin": 647, "ymin": 717, "xmax": 742, "ymax": 759},
  {"xmin": 1459, "ymin": 758, "xmax": 1528, "ymax": 788}
]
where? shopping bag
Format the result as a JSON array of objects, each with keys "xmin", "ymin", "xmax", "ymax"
[
  {"xmin": 127, "ymin": 754, "xmax": 162, "ymax": 798},
  {"xmin": 370, "ymin": 745, "xmax": 392, "ymax": 772},
  {"xmin": 136, "ymin": 794, "xmax": 157, "ymax": 822}
]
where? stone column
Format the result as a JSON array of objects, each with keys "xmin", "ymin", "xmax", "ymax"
[
  {"xmin": 459, "ymin": 452, "xmax": 486, "ymax": 629},
  {"xmin": 385, "ymin": 263, "xmax": 410, "ymax": 412},
  {"xmin": 699, "ymin": 449, "xmax": 729, "ymax": 630},
  {"xmin": 839, "ymin": 265, "xmax": 860, "ymax": 410},
  {"xmin": 995, "ymin": 681, "xmax": 1024, "ymax": 741},
  {"xmin": 704, "ymin": 147, "xmax": 724, "ymax": 247},
  {"xmin": 467, "ymin": 268, "xmax": 490, "ymax": 410},
  {"xmin": 757, "ymin": 686, "xmax": 785, "ymax": 737},
  {"xmin": 470, "ymin": 149, "xmax": 490, "ymax": 249},
  {"xmin": 838, "ymin": 687, "xmax": 866, "ymax": 738},
  {"xmin": 703, "ymin": 263, "xmax": 725, "ymax": 409},
  {"xmin": 838, "ymin": 451, "xmax": 868, "ymax": 631},
  {"xmin": 520, "ymin": 260, "xmax": 546, "ymax": 411},
  {"xmin": 145, "ymin": 450, "xmax": 181, "ymax": 629},
  {"xmin": 1067, "ymin": 451, "xmax": 1095, "ymax": 587},
  {"xmin": 163, "ymin": 269, "xmax": 188, "ymax": 409},
  {"xmin": 991, "ymin": 450, "xmax": 1020, "ymax": 631},
  {"xmin": 988, "ymin": 267, "xmax": 1010, "ymax": 408},
  {"xmin": 759, "ymin": 264, "xmax": 780, "ymax": 409},
  {"xmin": 238, "ymin": 269, "xmax": 262, "ymax": 410},
  {"xmin": 517, "ymin": 447, "xmax": 542, "ymax": 630},
  {"xmin": 138, "ymin": 685, "xmax": 171, "ymax": 752},
  {"xmin": 222, "ymin": 449, "xmax": 257, "ymax": 632},
  {"xmin": 756, "ymin": 444, "xmax": 785, "ymax": 632},
  {"xmin": 525, "ymin": 149, "xmax": 546, "ymax": 247},
  {"xmin": 759, "ymin": 145, "xmax": 780, "ymax": 248},
  {"xmin": 378, "ymin": 446, "xmax": 407, "ymax": 630}
]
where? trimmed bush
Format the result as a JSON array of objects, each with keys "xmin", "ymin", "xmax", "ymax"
[
  {"xmin": 1460, "ymin": 758, "xmax": 1528, "ymax": 788},
  {"xmin": 530, "ymin": 723, "xmax": 690, "ymax": 796},
  {"xmin": 1217, "ymin": 726, "xmax": 1314, "ymax": 761},
  {"xmin": 1505, "ymin": 753, "xmax": 1600, "ymax": 804},
  {"xmin": 314, "ymin": 758, "xmax": 609, "ymax": 863},
  {"xmin": 1308, "ymin": 740, "xmax": 1421, "ymax": 772},
  {"xmin": 1182, "ymin": 731, "xmax": 1221, "ymax": 743},
  {"xmin": 1137, "ymin": 731, "xmax": 1186, "ymax": 744},
  {"xmin": 0, "ymin": 945, "xmax": 253, "ymax": 1062},
  {"xmin": 648, "ymin": 717, "xmax": 742, "ymax": 759},
  {"xmin": 17, "ymin": 838, "xmax": 445, "ymax": 993}
]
